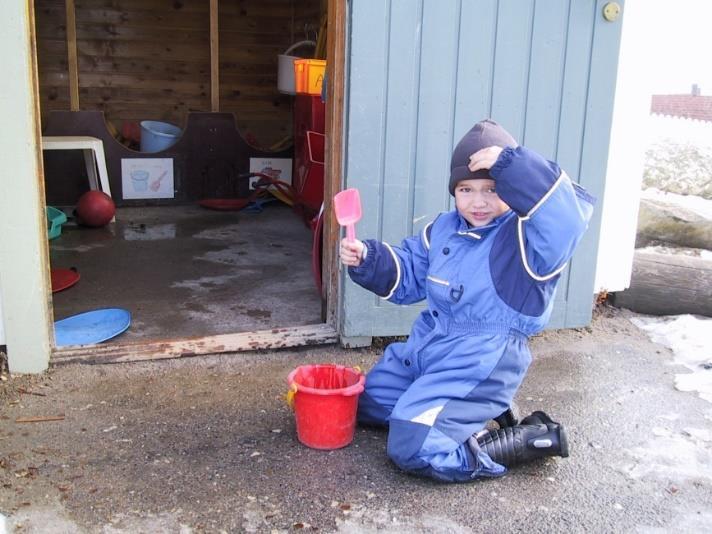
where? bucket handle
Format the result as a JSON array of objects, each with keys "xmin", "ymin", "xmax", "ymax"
[
  {"xmin": 285, "ymin": 383, "xmax": 298, "ymax": 410},
  {"xmin": 282, "ymin": 40, "xmax": 316, "ymax": 56}
]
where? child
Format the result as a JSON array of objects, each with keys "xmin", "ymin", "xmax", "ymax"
[{"xmin": 340, "ymin": 119, "xmax": 595, "ymax": 482}]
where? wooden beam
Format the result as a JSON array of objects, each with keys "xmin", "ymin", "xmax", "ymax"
[
  {"xmin": 64, "ymin": 0, "xmax": 79, "ymax": 110},
  {"xmin": 323, "ymin": 0, "xmax": 347, "ymax": 329},
  {"xmin": 51, "ymin": 323, "xmax": 339, "ymax": 365},
  {"xmin": 210, "ymin": 0, "xmax": 219, "ymax": 112},
  {"xmin": 612, "ymin": 250, "xmax": 712, "ymax": 316}
]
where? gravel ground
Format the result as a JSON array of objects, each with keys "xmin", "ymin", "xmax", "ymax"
[{"xmin": 1, "ymin": 305, "xmax": 711, "ymax": 533}]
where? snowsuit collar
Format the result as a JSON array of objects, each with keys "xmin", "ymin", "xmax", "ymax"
[{"xmin": 455, "ymin": 208, "xmax": 514, "ymax": 238}]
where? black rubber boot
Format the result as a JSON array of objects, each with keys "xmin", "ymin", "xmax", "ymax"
[
  {"xmin": 517, "ymin": 410, "xmax": 547, "ymax": 424},
  {"xmin": 472, "ymin": 411, "xmax": 569, "ymax": 468},
  {"xmin": 485, "ymin": 401, "xmax": 520, "ymax": 431},
  {"xmin": 493, "ymin": 407, "xmax": 519, "ymax": 429}
]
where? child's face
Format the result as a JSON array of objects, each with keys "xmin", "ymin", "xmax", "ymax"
[{"xmin": 454, "ymin": 179, "xmax": 510, "ymax": 227}]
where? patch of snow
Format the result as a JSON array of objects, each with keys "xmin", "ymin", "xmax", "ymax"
[
  {"xmin": 642, "ymin": 114, "xmax": 712, "ymax": 197},
  {"xmin": 640, "ymin": 188, "xmax": 712, "ymax": 219},
  {"xmin": 636, "ymin": 508, "xmax": 712, "ymax": 534},
  {"xmin": 5, "ymin": 501, "xmax": 191, "ymax": 533},
  {"xmin": 620, "ymin": 426, "xmax": 712, "ymax": 483},
  {"xmin": 335, "ymin": 507, "xmax": 473, "ymax": 534},
  {"xmin": 658, "ymin": 413, "xmax": 680, "ymax": 421},
  {"xmin": 630, "ymin": 315, "xmax": 712, "ymax": 403},
  {"xmin": 637, "ymin": 245, "xmax": 712, "ymax": 260},
  {"xmin": 6, "ymin": 507, "xmax": 87, "ymax": 533},
  {"xmin": 102, "ymin": 512, "xmax": 193, "ymax": 533}
]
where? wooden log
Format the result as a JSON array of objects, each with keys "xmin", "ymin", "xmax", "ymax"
[
  {"xmin": 612, "ymin": 250, "xmax": 712, "ymax": 316},
  {"xmin": 636, "ymin": 197, "xmax": 712, "ymax": 250}
]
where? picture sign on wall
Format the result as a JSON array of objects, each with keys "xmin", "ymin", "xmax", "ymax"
[{"xmin": 121, "ymin": 158, "xmax": 175, "ymax": 199}]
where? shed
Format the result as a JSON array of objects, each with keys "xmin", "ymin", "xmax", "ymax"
[{"xmin": 0, "ymin": 0, "xmax": 626, "ymax": 373}]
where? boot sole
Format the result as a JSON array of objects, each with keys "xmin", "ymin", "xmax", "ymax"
[{"xmin": 558, "ymin": 426, "xmax": 570, "ymax": 458}]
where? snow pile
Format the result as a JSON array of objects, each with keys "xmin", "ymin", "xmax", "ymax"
[
  {"xmin": 640, "ymin": 188, "xmax": 712, "ymax": 220},
  {"xmin": 643, "ymin": 115, "xmax": 712, "ymax": 200},
  {"xmin": 631, "ymin": 314, "xmax": 712, "ymax": 402},
  {"xmin": 622, "ymin": 315, "xmax": 712, "ymax": 485},
  {"xmin": 621, "ymin": 426, "xmax": 712, "ymax": 483},
  {"xmin": 643, "ymin": 141, "xmax": 712, "ymax": 199},
  {"xmin": 638, "ymin": 245, "xmax": 712, "ymax": 260}
]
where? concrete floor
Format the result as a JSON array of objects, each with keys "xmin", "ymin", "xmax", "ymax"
[
  {"xmin": 49, "ymin": 203, "xmax": 323, "ymax": 343},
  {"xmin": 1, "ymin": 306, "xmax": 711, "ymax": 532}
]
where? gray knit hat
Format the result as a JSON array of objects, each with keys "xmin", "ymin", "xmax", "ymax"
[{"xmin": 449, "ymin": 119, "xmax": 518, "ymax": 195}]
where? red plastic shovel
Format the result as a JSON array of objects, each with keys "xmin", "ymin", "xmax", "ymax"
[{"xmin": 333, "ymin": 188, "xmax": 362, "ymax": 242}]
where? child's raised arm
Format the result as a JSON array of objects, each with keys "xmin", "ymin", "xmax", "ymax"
[{"xmin": 474, "ymin": 145, "xmax": 595, "ymax": 279}]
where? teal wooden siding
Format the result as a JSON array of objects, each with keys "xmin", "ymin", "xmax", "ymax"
[{"xmin": 341, "ymin": 0, "xmax": 624, "ymax": 337}]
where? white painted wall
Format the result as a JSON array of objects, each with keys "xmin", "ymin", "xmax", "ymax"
[
  {"xmin": 595, "ymin": 0, "xmax": 649, "ymax": 292},
  {"xmin": 0, "ymin": 2, "xmax": 53, "ymax": 372},
  {"xmin": 0, "ymin": 292, "xmax": 5, "ymax": 345},
  {"xmin": 596, "ymin": 0, "xmax": 712, "ymax": 292}
]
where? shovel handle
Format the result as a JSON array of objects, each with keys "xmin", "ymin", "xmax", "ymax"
[{"xmin": 346, "ymin": 224, "xmax": 356, "ymax": 242}]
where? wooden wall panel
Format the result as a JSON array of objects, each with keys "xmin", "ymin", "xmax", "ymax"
[
  {"xmin": 34, "ymin": 0, "xmax": 322, "ymax": 148},
  {"xmin": 343, "ymin": 0, "xmax": 624, "ymax": 335}
]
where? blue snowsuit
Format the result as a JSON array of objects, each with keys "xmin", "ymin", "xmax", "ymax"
[{"xmin": 348, "ymin": 146, "xmax": 595, "ymax": 482}]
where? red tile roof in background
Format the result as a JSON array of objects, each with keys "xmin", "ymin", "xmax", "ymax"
[{"xmin": 651, "ymin": 94, "xmax": 712, "ymax": 122}]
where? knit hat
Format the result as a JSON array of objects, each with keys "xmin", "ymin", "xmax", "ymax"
[{"xmin": 449, "ymin": 119, "xmax": 518, "ymax": 195}]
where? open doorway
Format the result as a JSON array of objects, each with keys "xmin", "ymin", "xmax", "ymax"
[{"xmin": 33, "ymin": 0, "xmax": 344, "ymax": 362}]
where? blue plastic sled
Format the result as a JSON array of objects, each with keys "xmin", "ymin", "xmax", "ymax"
[{"xmin": 54, "ymin": 308, "xmax": 131, "ymax": 347}]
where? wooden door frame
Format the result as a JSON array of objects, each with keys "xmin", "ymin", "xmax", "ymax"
[
  {"xmin": 322, "ymin": 0, "xmax": 346, "ymax": 330},
  {"xmin": 49, "ymin": 0, "xmax": 347, "ymax": 365}
]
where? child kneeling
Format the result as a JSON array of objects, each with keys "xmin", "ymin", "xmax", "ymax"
[{"xmin": 340, "ymin": 119, "xmax": 595, "ymax": 482}]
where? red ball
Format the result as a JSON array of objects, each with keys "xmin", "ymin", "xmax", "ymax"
[{"xmin": 75, "ymin": 190, "xmax": 115, "ymax": 227}]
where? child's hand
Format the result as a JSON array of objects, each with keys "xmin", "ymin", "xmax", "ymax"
[
  {"xmin": 340, "ymin": 237, "xmax": 365, "ymax": 267},
  {"xmin": 468, "ymin": 146, "xmax": 503, "ymax": 172}
]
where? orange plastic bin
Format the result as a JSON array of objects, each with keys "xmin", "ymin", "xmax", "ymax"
[{"xmin": 294, "ymin": 59, "xmax": 326, "ymax": 95}]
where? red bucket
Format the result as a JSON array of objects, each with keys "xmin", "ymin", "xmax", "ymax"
[{"xmin": 287, "ymin": 364, "xmax": 365, "ymax": 450}]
